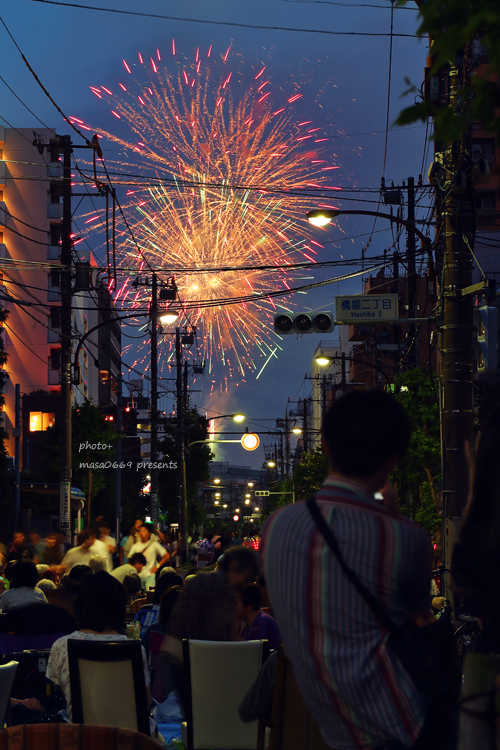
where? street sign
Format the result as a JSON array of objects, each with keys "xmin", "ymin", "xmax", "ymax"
[
  {"xmin": 241, "ymin": 433, "xmax": 260, "ymax": 451},
  {"xmin": 151, "ymin": 493, "xmax": 158, "ymax": 524},
  {"xmin": 255, "ymin": 491, "xmax": 270, "ymax": 496},
  {"xmin": 60, "ymin": 482, "xmax": 70, "ymax": 531},
  {"xmin": 335, "ymin": 294, "xmax": 398, "ymax": 323}
]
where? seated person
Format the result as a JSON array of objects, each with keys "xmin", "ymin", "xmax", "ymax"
[
  {"xmin": 46, "ymin": 570, "xmax": 152, "ymax": 729},
  {"xmin": 236, "ymin": 583, "xmax": 281, "ymax": 651},
  {"xmin": 111, "ymin": 552, "xmax": 147, "ymax": 583},
  {"xmin": 0, "ymin": 561, "xmax": 48, "ymax": 610},
  {"xmin": 45, "ymin": 564, "xmax": 92, "ymax": 617},
  {"xmin": 142, "ymin": 585, "xmax": 183, "ymax": 657}
]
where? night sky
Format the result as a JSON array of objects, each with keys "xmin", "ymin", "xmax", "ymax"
[{"xmin": 1, "ymin": 0, "xmax": 431, "ymax": 468}]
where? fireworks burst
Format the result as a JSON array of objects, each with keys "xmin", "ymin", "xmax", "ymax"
[{"xmin": 72, "ymin": 43, "xmax": 342, "ymax": 378}]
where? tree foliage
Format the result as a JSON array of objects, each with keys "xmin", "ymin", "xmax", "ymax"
[
  {"xmin": 392, "ymin": 369, "xmax": 442, "ymax": 535},
  {"xmin": 396, "ymin": 0, "xmax": 500, "ymax": 143},
  {"xmin": 261, "ymin": 448, "xmax": 329, "ymax": 522}
]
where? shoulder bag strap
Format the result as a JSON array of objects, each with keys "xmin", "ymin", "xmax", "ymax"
[{"xmin": 306, "ymin": 495, "xmax": 397, "ymax": 635}]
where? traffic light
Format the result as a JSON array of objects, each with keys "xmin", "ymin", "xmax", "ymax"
[
  {"xmin": 473, "ymin": 305, "xmax": 498, "ymax": 373},
  {"xmin": 255, "ymin": 491, "xmax": 270, "ymax": 497},
  {"xmin": 274, "ymin": 312, "xmax": 335, "ymax": 335}
]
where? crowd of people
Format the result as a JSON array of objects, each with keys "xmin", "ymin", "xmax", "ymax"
[{"xmin": 0, "ymin": 389, "xmax": 498, "ymax": 750}]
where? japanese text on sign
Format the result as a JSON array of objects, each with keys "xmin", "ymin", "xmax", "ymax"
[
  {"xmin": 335, "ymin": 294, "xmax": 398, "ymax": 323},
  {"xmin": 60, "ymin": 482, "xmax": 70, "ymax": 530}
]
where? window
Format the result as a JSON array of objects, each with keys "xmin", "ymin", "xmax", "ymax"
[
  {"xmin": 50, "ymin": 308, "xmax": 61, "ymax": 329},
  {"xmin": 472, "ymin": 140, "xmax": 495, "ymax": 169},
  {"xmin": 29, "ymin": 412, "xmax": 55, "ymax": 432},
  {"xmin": 475, "ymin": 192, "xmax": 496, "ymax": 213},
  {"xmin": 50, "ymin": 270, "xmax": 61, "ymax": 287},
  {"xmin": 50, "ymin": 348, "xmax": 61, "ymax": 370},
  {"xmin": 49, "ymin": 225, "xmax": 62, "ymax": 246}
]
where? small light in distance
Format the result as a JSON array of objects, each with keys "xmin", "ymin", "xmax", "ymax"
[
  {"xmin": 232, "ymin": 413, "xmax": 245, "ymax": 423},
  {"xmin": 245, "ymin": 499, "xmax": 251, "ymax": 505},
  {"xmin": 267, "ymin": 460, "xmax": 276, "ymax": 467},
  {"xmin": 213, "ymin": 478, "xmax": 221, "ymax": 484},
  {"xmin": 215, "ymin": 492, "xmax": 221, "ymax": 498},
  {"xmin": 245, "ymin": 493, "xmax": 251, "ymax": 498},
  {"xmin": 223, "ymin": 504, "xmax": 228, "ymax": 508},
  {"xmin": 248, "ymin": 482, "xmax": 254, "ymax": 487},
  {"xmin": 214, "ymin": 500, "xmax": 219, "ymax": 505},
  {"xmin": 292, "ymin": 427, "xmax": 302, "ymax": 435},
  {"xmin": 233, "ymin": 514, "xmax": 239, "ymax": 521}
]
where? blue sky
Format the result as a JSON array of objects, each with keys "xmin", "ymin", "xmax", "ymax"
[{"xmin": 1, "ymin": 0, "xmax": 431, "ymax": 468}]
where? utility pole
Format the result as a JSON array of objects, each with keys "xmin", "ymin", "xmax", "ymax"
[
  {"xmin": 60, "ymin": 135, "xmax": 73, "ymax": 541},
  {"xmin": 115, "ymin": 371, "xmax": 122, "ymax": 543},
  {"xmin": 406, "ymin": 177, "xmax": 418, "ymax": 368},
  {"xmin": 303, "ymin": 398, "xmax": 309, "ymax": 452},
  {"xmin": 284, "ymin": 409, "xmax": 290, "ymax": 480},
  {"xmin": 14, "ymin": 384, "xmax": 21, "ymax": 529},
  {"xmin": 176, "ymin": 328, "xmax": 188, "ymax": 561},
  {"xmin": 150, "ymin": 274, "xmax": 159, "ymax": 526}
]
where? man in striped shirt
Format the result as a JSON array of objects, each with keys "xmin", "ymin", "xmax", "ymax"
[{"xmin": 261, "ymin": 391, "xmax": 432, "ymax": 750}]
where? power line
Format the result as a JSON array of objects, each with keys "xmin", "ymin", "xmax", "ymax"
[{"xmin": 27, "ymin": 0, "xmax": 420, "ymax": 37}]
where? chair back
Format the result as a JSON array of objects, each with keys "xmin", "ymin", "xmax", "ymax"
[
  {"xmin": 0, "ymin": 723, "xmax": 161, "ymax": 750},
  {"xmin": 129, "ymin": 597, "xmax": 147, "ymax": 614},
  {"xmin": 268, "ymin": 645, "xmax": 331, "ymax": 750},
  {"xmin": 183, "ymin": 639, "xmax": 266, "ymax": 750},
  {"xmin": 149, "ymin": 630, "xmax": 174, "ymax": 702},
  {"xmin": 0, "ymin": 662, "xmax": 18, "ymax": 725},
  {"xmin": 135, "ymin": 604, "xmax": 159, "ymax": 638},
  {"xmin": 67, "ymin": 639, "xmax": 150, "ymax": 734}
]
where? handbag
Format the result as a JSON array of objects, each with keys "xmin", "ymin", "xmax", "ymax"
[{"xmin": 306, "ymin": 496, "xmax": 460, "ymax": 711}]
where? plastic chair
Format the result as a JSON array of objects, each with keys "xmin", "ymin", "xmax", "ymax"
[
  {"xmin": 135, "ymin": 605, "xmax": 160, "ymax": 639},
  {"xmin": 68, "ymin": 640, "xmax": 150, "ymax": 735},
  {"xmin": 0, "ymin": 723, "xmax": 161, "ymax": 750},
  {"xmin": 181, "ymin": 639, "xmax": 268, "ymax": 750},
  {"xmin": 0, "ymin": 662, "xmax": 18, "ymax": 726}
]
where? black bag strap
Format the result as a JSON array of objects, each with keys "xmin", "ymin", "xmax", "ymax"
[{"xmin": 306, "ymin": 495, "xmax": 398, "ymax": 635}]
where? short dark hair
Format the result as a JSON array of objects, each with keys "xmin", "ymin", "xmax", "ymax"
[
  {"xmin": 122, "ymin": 572, "xmax": 142, "ymax": 597},
  {"xmin": 241, "ymin": 583, "xmax": 261, "ymax": 611},
  {"xmin": 68, "ymin": 564, "xmax": 92, "ymax": 583},
  {"xmin": 129, "ymin": 553, "xmax": 147, "ymax": 566},
  {"xmin": 10, "ymin": 561, "xmax": 37, "ymax": 589},
  {"xmin": 77, "ymin": 527, "xmax": 97, "ymax": 544},
  {"xmin": 217, "ymin": 546, "xmax": 259, "ymax": 579},
  {"xmin": 74, "ymin": 570, "xmax": 127, "ymax": 632},
  {"xmin": 158, "ymin": 586, "xmax": 182, "ymax": 624},
  {"xmin": 322, "ymin": 390, "xmax": 411, "ymax": 478},
  {"xmin": 153, "ymin": 572, "xmax": 183, "ymax": 604}
]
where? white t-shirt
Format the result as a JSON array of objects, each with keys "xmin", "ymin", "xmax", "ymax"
[
  {"xmin": 46, "ymin": 631, "xmax": 149, "ymax": 723},
  {"xmin": 111, "ymin": 564, "xmax": 138, "ymax": 583},
  {"xmin": 61, "ymin": 540, "xmax": 112, "ymax": 572},
  {"xmin": 128, "ymin": 539, "xmax": 167, "ymax": 578}
]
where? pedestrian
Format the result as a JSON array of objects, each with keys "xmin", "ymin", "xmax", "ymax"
[
  {"xmin": 60, "ymin": 528, "xmax": 109, "ymax": 573},
  {"xmin": 261, "ymin": 390, "xmax": 441, "ymax": 750},
  {"xmin": 111, "ymin": 552, "xmax": 147, "ymax": 583},
  {"xmin": 196, "ymin": 533, "xmax": 214, "ymax": 568},
  {"xmin": 128, "ymin": 524, "xmax": 170, "ymax": 590}
]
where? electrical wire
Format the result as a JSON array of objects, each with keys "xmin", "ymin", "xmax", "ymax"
[
  {"xmin": 27, "ymin": 0, "xmax": 420, "ymax": 37},
  {"xmin": 0, "ymin": 74, "xmax": 56, "ymax": 134}
]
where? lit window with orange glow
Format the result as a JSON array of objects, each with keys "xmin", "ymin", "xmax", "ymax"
[{"xmin": 29, "ymin": 412, "xmax": 55, "ymax": 431}]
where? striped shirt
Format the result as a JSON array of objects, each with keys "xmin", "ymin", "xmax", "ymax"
[{"xmin": 260, "ymin": 477, "xmax": 431, "ymax": 750}]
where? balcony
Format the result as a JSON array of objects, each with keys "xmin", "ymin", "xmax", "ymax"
[
  {"xmin": 48, "ymin": 327, "xmax": 60, "ymax": 343},
  {"xmin": 0, "ymin": 201, "xmax": 6, "ymax": 226},
  {"xmin": 47, "ymin": 203, "xmax": 63, "ymax": 220},
  {"xmin": 0, "ymin": 161, "xmax": 7, "ymax": 186}
]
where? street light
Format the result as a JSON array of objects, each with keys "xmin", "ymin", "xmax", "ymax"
[
  {"xmin": 214, "ymin": 500, "xmax": 220, "ymax": 505},
  {"xmin": 292, "ymin": 427, "xmax": 302, "ymax": 435},
  {"xmin": 315, "ymin": 355, "xmax": 331, "ymax": 366},
  {"xmin": 235, "ymin": 508, "xmax": 240, "ymax": 513},
  {"xmin": 213, "ymin": 478, "xmax": 221, "ymax": 484},
  {"xmin": 245, "ymin": 493, "xmax": 251, "ymax": 498},
  {"xmin": 159, "ymin": 310, "xmax": 180, "ymax": 325},
  {"xmin": 215, "ymin": 492, "xmax": 221, "ymax": 498},
  {"xmin": 223, "ymin": 504, "xmax": 228, "ymax": 509},
  {"xmin": 267, "ymin": 460, "xmax": 276, "ymax": 468},
  {"xmin": 245, "ymin": 499, "xmax": 251, "ymax": 505},
  {"xmin": 247, "ymin": 482, "xmax": 254, "ymax": 487}
]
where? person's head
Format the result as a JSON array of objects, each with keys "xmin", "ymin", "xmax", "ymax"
[
  {"xmin": 21, "ymin": 547, "xmax": 34, "ymax": 562},
  {"xmin": 216, "ymin": 546, "xmax": 259, "ymax": 588},
  {"xmin": 235, "ymin": 583, "xmax": 261, "ymax": 621},
  {"xmin": 10, "ymin": 561, "xmax": 38, "ymax": 589},
  {"xmin": 134, "ymin": 517, "xmax": 144, "ymax": 532},
  {"xmin": 159, "ymin": 566, "xmax": 176, "ymax": 578},
  {"xmin": 37, "ymin": 578, "xmax": 57, "ymax": 591},
  {"xmin": 98, "ymin": 521, "xmax": 110, "ymax": 537},
  {"xmin": 12, "ymin": 531, "xmax": 24, "ymax": 547},
  {"xmin": 78, "ymin": 527, "xmax": 97, "ymax": 549},
  {"xmin": 74, "ymin": 570, "xmax": 127, "ymax": 632},
  {"xmin": 56, "ymin": 531, "xmax": 67, "ymax": 545},
  {"xmin": 29, "ymin": 530, "xmax": 41, "ymax": 544},
  {"xmin": 68, "ymin": 564, "xmax": 92, "ymax": 583},
  {"xmin": 168, "ymin": 572, "xmax": 237, "ymax": 642},
  {"xmin": 128, "ymin": 552, "xmax": 147, "ymax": 573},
  {"xmin": 321, "ymin": 390, "xmax": 411, "ymax": 487},
  {"xmin": 138, "ymin": 524, "xmax": 151, "ymax": 543},
  {"xmin": 88, "ymin": 555, "xmax": 107, "ymax": 573},
  {"xmin": 36, "ymin": 564, "xmax": 50, "ymax": 580},
  {"xmin": 43, "ymin": 567, "xmax": 59, "ymax": 584},
  {"xmin": 153, "ymin": 572, "xmax": 183, "ymax": 604},
  {"xmin": 158, "ymin": 586, "xmax": 182, "ymax": 624},
  {"xmin": 122, "ymin": 572, "xmax": 142, "ymax": 599},
  {"xmin": 45, "ymin": 532, "xmax": 57, "ymax": 548}
]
